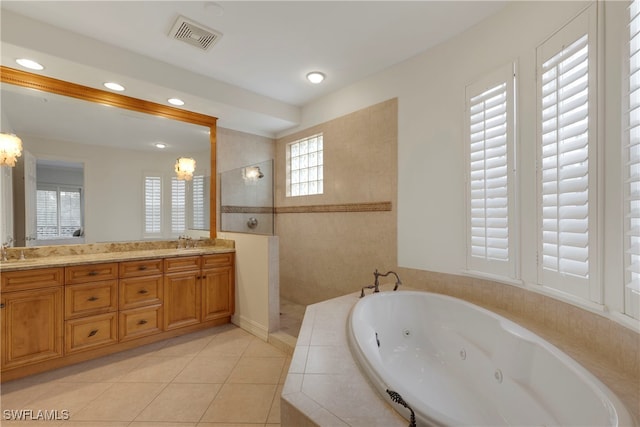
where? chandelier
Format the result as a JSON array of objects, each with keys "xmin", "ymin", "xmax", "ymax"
[
  {"xmin": 0, "ymin": 133, "xmax": 23, "ymax": 167},
  {"xmin": 175, "ymin": 157, "xmax": 196, "ymax": 180}
]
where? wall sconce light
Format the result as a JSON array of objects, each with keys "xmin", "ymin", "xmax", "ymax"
[
  {"xmin": 175, "ymin": 157, "xmax": 196, "ymax": 180},
  {"xmin": 242, "ymin": 166, "xmax": 264, "ymax": 182},
  {"xmin": 0, "ymin": 133, "xmax": 23, "ymax": 167}
]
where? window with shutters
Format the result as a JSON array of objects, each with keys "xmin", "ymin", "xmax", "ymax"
[
  {"xmin": 36, "ymin": 185, "xmax": 83, "ymax": 239},
  {"xmin": 286, "ymin": 133, "xmax": 323, "ymax": 197},
  {"xmin": 191, "ymin": 174, "xmax": 206, "ymax": 230},
  {"xmin": 465, "ymin": 64, "xmax": 517, "ymax": 279},
  {"xmin": 171, "ymin": 177, "xmax": 186, "ymax": 234},
  {"xmin": 144, "ymin": 174, "xmax": 206, "ymax": 238},
  {"xmin": 625, "ymin": 0, "xmax": 640, "ymax": 320},
  {"xmin": 536, "ymin": 5, "xmax": 600, "ymax": 301},
  {"xmin": 144, "ymin": 176, "xmax": 162, "ymax": 236}
]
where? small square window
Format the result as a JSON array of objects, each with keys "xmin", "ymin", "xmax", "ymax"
[{"xmin": 286, "ymin": 134, "xmax": 323, "ymax": 197}]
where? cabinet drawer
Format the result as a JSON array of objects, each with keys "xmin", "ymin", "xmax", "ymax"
[
  {"xmin": 119, "ymin": 305, "xmax": 162, "ymax": 342},
  {"xmin": 65, "ymin": 280, "xmax": 118, "ymax": 319},
  {"xmin": 1, "ymin": 268, "xmax": 64, "ymax": 292},
  {"xmin": 65, "ymin": 263, "xmax": 118, "ymax": 284},
  {"xmin": 65, "ymin": 312, "xmax": 117, "ymax": 354},
  {"xmin": 164, "ymin": 256, "xmax": 201, "ymax": 273},
  {"xmin": 119, "ymin": 259, "xmax": 163, "ymax": 278},
  {"xmin": 202, "ymin": 253, "xmax": 234, "ymax": 269},
  {"xmin": 120, "ymin": 275, "xmax": 163, "ymax": 309}
]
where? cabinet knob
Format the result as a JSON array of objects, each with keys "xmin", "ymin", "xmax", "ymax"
[
  {"xmin": 138, "ymin": 289, "xmax": 148, "ymax": 294},
  {"xmin": 138, "ymin": 319, "xmax": 148, "ymax": 325},
  {"xmin": 138, "ymin": 265, "xmax": 148, "ymax": 271},
  {"xmin": 88, "ymin": 271, "xmax": 99, "ymax": 276},
  {"xmin": 88, "ymin": 329, "xmax": 98, "ymax": 337},
  {"xmin": 87, "ymin": 296, "xmax": 99, "ymax": 301},
  {"xmin": 0, "ymin": 303, "xmax": 4, "ymax": 309}
]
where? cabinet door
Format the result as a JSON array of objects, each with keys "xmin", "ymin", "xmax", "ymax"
[
  {"xmin": 1, "ymin": 287, "xmax": 63, "ymax": 370},
  {"xmin": 201, "ymin": 266, "xmax": 234, "ymax": 321},
  {"xmin": 163, "ymin": 271, "xmax": 200, "ymax": 330}
]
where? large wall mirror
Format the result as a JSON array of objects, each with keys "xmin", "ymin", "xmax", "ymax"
[{"xmin": 0, "ymin": 66, "xmax": 217, "ymax": 246}]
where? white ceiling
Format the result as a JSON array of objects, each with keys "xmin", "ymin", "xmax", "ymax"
[{"xmin": 0, "ymin": 1, "xmax": 507, "ymax": 139}]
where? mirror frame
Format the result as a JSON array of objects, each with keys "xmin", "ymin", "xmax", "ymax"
[{"xmin": 1, "ymin": 65, "xmax": 218, "ymax": 239}]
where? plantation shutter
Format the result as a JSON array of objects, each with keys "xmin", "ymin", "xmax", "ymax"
[
  {"xmin": 466, "ymin": 64, "xmax": 516, "ymax": 278},
  {"xmin": 191, "ymin": 175, "xmax": 205, "ymax": 230},
  {"xmin": 625, "ymin": 0, "xmax": 640, "ymax": 319},
  {"xmin": 537, "ymin": 5, "xmax": 599, "ymax": 301},
  {"xmin": 36, "ymin": 189, "xmax": 58, "ymax": 238},
  {"xmin": 171, "ymin": 177, "xmax": 186, "ymax": 234},
  {"xmin": 144, "ymin": 176, "xmax": 162, "ymax": 235}
]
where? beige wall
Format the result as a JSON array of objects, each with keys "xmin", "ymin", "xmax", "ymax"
[{"xmin": 275, "ymin": 98, "xmax": 397, "ymax": 305}]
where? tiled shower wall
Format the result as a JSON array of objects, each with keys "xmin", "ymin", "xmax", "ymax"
[{"xmin": 275, "ymin": 98, "xmax": 398, "ymax": 305}]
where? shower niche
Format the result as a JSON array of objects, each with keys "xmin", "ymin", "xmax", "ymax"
[{"xmin": 220, "ymin": 159, "xmax": 274, "ymax": 235}]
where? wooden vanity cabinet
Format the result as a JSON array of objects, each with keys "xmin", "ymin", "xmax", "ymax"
[
  {"xmin": 1, "ymin": 251, "xmax": 235, "ymax": 381},
  {"xmin": 164, "ymin": 256, "xmax": 202, "ymax": 330},
  {"xmin": 63, "ymin": 263, "xmax": 119, "ymax": 354},
  {"xmin": 0, "ymin": 268, "xmax": 64, "ymax": 371},
  {"xmin": 201, "ymin": 253, "xmax": 235, "ymax": 321},
  {"xmin": 119, "ymin": 259, "xmax": 164, "ymax": 341}
]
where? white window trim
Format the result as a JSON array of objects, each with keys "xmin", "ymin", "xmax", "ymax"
[
  {"xmin": 536, "ymin": 4, "xmax": 602, "ymax": 303},
  {"xmin": 464, "ymin": 63, "xmax": 518, "ymax": 280}
]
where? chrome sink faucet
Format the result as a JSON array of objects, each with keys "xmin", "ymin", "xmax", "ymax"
[{"xmin": 1, "ymin": 238, "xmax": 14, "ymax": 261}]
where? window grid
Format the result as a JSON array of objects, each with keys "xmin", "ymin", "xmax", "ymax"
[
  {"xmin": 287, "ymin": 134, "xmax": 323, "ymax": 197},
  {"xmin": 192, "ymin": 175, "xmax": 206, "ymax": 230},
  {"xmin": 469, "ymin": 82, "xmax": 510, "ymax": 262},
  {"xmin": 36, "ymin": 186, "xmax": 82, "ymax": 239},
  {"xmin": 540, "ymin": 34, "xmax": 590, "ymax": 279},
  {"xmin": 144, "ymin": 176, "xmax": 162, "ymax": 234},
  {"xmin": 625, "ymin": 0, "xmax": 640, "ymax": 319},
  {"xmin": 171, "ymin": 177, "xmax": 186, "ymax": 234}
]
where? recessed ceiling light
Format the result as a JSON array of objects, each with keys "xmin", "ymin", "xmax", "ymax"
[
  {"xmin": 16, "ymin": 58, "xmax": 44, "ymax": 70},
  {"xmin": 154, "ymin": 143, "xmax": 167, "ymax": 149},
  {"xmin": 104, "ymin": 82, "xmax": 125, "ymax": 91},
  {"xmin": 168, "ymin": 98, "xmax": 185, "ymax": 106},
  {"xmin": 306, "ymin": 71, "xmax": 325, "ymax": 84}
]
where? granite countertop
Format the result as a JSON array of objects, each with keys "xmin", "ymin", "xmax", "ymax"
[{"xmin": 0, "ymin": 239, "xmax": 235, "ymax": 272}]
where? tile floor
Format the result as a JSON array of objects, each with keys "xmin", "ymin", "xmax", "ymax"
[
  {"xmin": 278, "ymin": 299, "xmax": 305, "ymax": 338},
  {"xmin": 0, "ymin": 324, "xmax": 291, "ymax": 427}
]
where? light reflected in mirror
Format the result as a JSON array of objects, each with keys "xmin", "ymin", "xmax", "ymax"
[{"xmin": 1, "ymin": 80, "xmax": 212, "ymax": 246}]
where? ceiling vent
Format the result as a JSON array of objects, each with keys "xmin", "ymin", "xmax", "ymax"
[{"xmin": 169, "ymin": 15, "xmax": 222, "ymax": 51}]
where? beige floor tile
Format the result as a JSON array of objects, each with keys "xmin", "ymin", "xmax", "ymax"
[
  {"xmin": 1, "ymin": 380, "xmax": 61, "ymax": 410},
  {"xmin": 0, "ymin": 415, "xmax": 65, "ymax": 426},
  {"xmin": 243, "ymin": 338, "xmax": 288, "ymax": 358},
  {"xmin": 279, "ymin": 358, "xmax": 292, "ymax": 384},
  {"xmin": 173, "ymin": 355, "xmax": 239, "ymax": 383},
  {"xmin": 151, "ymin": 332, "xmax": 217, "ymax": 357},
  {"xmin": 267, "ymin": 384, "xmax": 284, "ymax": 424},
  {"xmin": 227, "ymin": 357, "xmax": 285, "ymax": 384},
  {"xmin": 135, "ymin": 383, "xmax": 221, "ymax": 422},
  {"xmin": 71, "ymin": 382, "xmax": 166, "ymax": 421},
  {"xmin": 198, "ymin": 335, "xmax": 253, "ymax": 358},
  {"xmin": 196, "ymin": 424, "xmax": 265, "ymax": 427},
  {"xmin": 118, "ymin": 355, "xmax": 193, "ymax": 383},
  {"xmin": 131, "ymin": 423, "xmax": 196, "ymax": 427},
  {"xmin": 63, "ymin": 422, "xmax": 129, "ymax": 427},
  {"xmin": 200, "ymin": 383, "xmax": 277, "ymax": 423},
  {"xmin": 49, "ymin": 353, "xmax": 147, "ymax": 383},
  {"xmin": 27, "ymin": 381, "xmax": 114, "ymax": 416}
]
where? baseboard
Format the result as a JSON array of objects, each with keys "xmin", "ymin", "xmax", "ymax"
[{"xmin": 231, "ymin": 314, "xmax": 269, "ymax": 341}]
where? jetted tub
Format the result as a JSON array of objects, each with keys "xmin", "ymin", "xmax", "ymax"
[{"xmin": 347, "ymin": 291, "xmax": 636, "ymax": 426}]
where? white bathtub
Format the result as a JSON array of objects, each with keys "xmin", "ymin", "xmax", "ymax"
[{"xmin": 347, "ymin": 291, "xmax": 635, "ymax": 427}]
